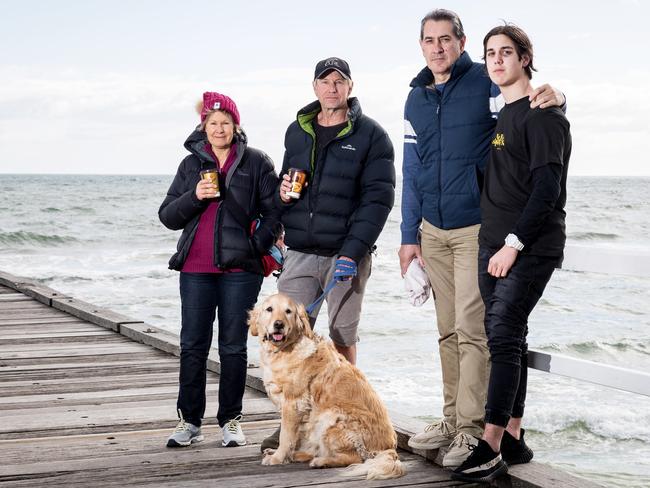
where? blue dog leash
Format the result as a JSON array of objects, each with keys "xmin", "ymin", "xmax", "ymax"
[
  {"xmin": 305, "ymin": 278, "xmax": 338, "ymax": 315},
  {"xmin": 304, "ymin": 259, "xmax": 358, "ymax": 315}
]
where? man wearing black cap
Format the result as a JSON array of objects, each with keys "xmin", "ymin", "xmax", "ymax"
[{"xmin": 260, "ymin": 57, "xmax": 395, "ymax": 451}]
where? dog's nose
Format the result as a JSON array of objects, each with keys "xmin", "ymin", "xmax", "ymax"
[{"xmin": 273, "ymin": 320, "xmax": 284, "ymax": 330}]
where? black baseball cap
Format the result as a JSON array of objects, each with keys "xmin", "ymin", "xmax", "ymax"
[{"xmin": 314, "ymin": 57, "xmax": 352, "ymax": 81}]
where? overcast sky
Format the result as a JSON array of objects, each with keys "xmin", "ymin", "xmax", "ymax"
[{"xmin": 1, "ymin": 0, "xmax": 649, "ymax": 176}]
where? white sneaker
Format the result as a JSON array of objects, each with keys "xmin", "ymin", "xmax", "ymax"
[
  {"xmin": 222, "ymin": 415, "xmax": 246, "ymax": 447},
  {"xmin": 443, "ymin": 432, "xmax": 479, "ymax": 467},
  {"xmin": 408, "ymin": 419, "xmax": 456, "ymax": 450}
]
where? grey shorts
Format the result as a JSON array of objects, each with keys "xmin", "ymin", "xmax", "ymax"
[{"xmin": 277, "ymin": 250, "xmax": 371, "ymax": 347}]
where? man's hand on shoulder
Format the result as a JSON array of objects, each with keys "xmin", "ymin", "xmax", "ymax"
[
  {"xmin": 529, "ymin": 84, "xmax": 565, "ymax": 109},
  {"xmin": 398, "ymin": 244, "xmax": 424, "ymax": 277}
]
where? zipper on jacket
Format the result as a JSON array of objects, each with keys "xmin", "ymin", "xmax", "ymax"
[
  {"xmin": 436, "ymin": 92, "xmax": 444, "ymax": 228},
  {"xmin": 309, "ymin": 122, "xmax": 353, "ymax": 246}
]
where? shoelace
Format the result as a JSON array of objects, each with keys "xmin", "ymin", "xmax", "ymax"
[
  {"xmin": 174, "ymin": 409, "xmax": 192, "ymax": 432},
  {"xmin": 424, "ymin": 420, "xmax": 453, "ymax": 435},
  {"xmin": 225, "ymin": 415, "xmax": 243, "ymax": 433},
  {"xmin": 449, "ymin": 432, "xmax": 476, "ymax": 450}
]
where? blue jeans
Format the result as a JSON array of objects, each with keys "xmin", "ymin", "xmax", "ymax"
[
  {"xmin": 177, "ymin": 272, "xmax": 262, "ymax": 427},
  {"xmin": 478, "ymin": 247, "xmax": 559, "ymax": 427}
]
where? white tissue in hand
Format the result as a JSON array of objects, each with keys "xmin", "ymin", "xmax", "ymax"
[{"xmin": 404, "ymin": 259, "xmax": 431, "ymax": 307}]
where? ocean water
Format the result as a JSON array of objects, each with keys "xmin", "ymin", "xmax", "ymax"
[{"xmin": 1, "ymin": 174, "xmax": 649, "ymax": 487}]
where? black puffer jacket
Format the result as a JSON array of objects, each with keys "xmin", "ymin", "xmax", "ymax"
[
  {"xmin": 278, "ymin": 97, "xmax": 395, "ymax": 262},
  {"xmin": 159, "ymin": 129, "xmax": 279, "ymax": 274}
]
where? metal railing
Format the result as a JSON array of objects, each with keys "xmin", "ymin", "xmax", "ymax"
[{"xmin": 528, "ymin": 244, "xmax": 650, "ymax": 397}]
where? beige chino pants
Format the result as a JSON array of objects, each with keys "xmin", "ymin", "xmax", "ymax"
[{"xmin": 421, "ymin": 220, "xmax": 489, "ymax": 437}]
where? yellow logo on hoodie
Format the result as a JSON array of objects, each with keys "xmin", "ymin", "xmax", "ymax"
[{"xmin": 492, "ymin": 133, "xmax": 505, "ymax": 149}]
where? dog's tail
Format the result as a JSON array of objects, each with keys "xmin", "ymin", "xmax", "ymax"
[{"xmin": 340, "ymin": 449, "xmax": 405, "ymax": 480}]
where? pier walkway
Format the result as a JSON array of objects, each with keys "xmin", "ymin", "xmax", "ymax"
[{"xmin": 0, "ymin": 271, "xmax": 599, "ymax": 487}]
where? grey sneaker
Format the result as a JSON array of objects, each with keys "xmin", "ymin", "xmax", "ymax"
[
  {"xmin": 166, "ymin": 410, "xmax": 203, "ymax": 447},
  {"xmin": 222, "ymin": 415, "xmax": 246, "ymax": 447},
  {"xmin": 408, "ymin": 419, "xmax": 456, "ymax": 450},
  {"xmin": 443, "ymin": 432, "xmax": 479, "ymax": 467}
]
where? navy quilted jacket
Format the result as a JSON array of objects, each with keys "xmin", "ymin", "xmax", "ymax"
[
  {"xmin": 401, "ymin": 52, "xmax": 500, "ymax": 243},
  {"xmin": 278, "ymin": 97, "xmax": 395, "ymax": 262}
]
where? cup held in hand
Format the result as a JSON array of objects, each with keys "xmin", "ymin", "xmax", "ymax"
[
  {"xmin": 200, "ymin": 169, "xmax": 220, "ymax": 198},
  {"xmin": 287, "ymin": 168, "xmax": 308, "ymax": 199}
]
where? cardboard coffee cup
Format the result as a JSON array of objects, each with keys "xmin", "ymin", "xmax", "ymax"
[
  {"xmin": 287, "ymin": 168, "xmax": 308, "ymax": 199},
  {"xmin": 200, "ymin": 169, "xmax": 220, "ymax": 198}
]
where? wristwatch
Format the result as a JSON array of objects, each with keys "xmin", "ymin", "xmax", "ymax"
[{"xmin": 505, "ymin": 233, "xmax": 524, "ymax": 251}]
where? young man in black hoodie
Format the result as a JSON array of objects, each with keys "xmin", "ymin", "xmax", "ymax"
[{"xmin": 452, "ymin": 24, "xmax": 571, "ymax": 483}]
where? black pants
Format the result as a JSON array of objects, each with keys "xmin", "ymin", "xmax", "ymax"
[
  {"xmin": 177, "ymin": 271, "xmax": 262, "ymax": 427},
  {"xmin": 478, "ymin": 247, "xmax": 559, "ymax": 427}
]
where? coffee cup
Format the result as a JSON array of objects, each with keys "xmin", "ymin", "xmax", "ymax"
[
  {"xmin": 200, "ymin": 169, "xmax": 220, "ymax": 198},
  {"xmin": 286, "ymin": 168, "xmax": 308, "ymax": 199}
]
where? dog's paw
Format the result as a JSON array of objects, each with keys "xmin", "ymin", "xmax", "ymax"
[
  {"xmin": 309, "ymin": 457, "xmax": 328, "ymax": 468},
  {"xmin": 262, "ymin": 448, "xmax": 276, "ymax": 456},
  {"xmin": 262, "ymin": 453, "xmax": 287, "ymax": 465}
]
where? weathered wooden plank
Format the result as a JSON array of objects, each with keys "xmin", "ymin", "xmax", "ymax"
[
  {"xmin": 0, "ymin": 397, "xmax": 278, "ymax": 436},
  {"xmin": 0, "ymin": 300, "xmax": 51, "ymax": 311},
  {"xmin": 0, "ymin": 271, "xmax": 34, "ymax": 289},
  {"xmin": 0, "ymin": 410, "xmax": 281, "ymax": 441},
  {"xmin": 0, "ymin": 349, "xmax": 174, "ymax": 366},
  {"xmin": 0, "ymin": 316, "xmax": 87, "ymax": 326},
  {"xmin": 0, "ymin": 449, "xmax": 451, "ymax": 488},
  {"xmin": 0, "ymin": 372, "xmax": 181, "ymax": 396},
  {"xmin": 0, "ymin": 421, "xmax": 279, "ymax": 464},
  {"xmin": 0, "ymin": 323, "xmax": 105, "ymax": 334},
  {"xmin": 0, "ymin": 308, "xmax": 77, "ymax": 317},
  {"xmin": 0, "ymin": 383, "xmax": 267, "ymax": 410},
  {"xmin": 52, "ymin": 297, "xmax": 143, "ymax": 332},
  {"xmin": 0, "ymin": 273, "xmax": 71, "ymax": 305},
  {"xmin": 0, "ymin": 343, "xmax": 153, "ymax": 360},
  {"xmin": 0, "ymin": 294, "xmax": 32, "ymax": 302},
  {"xmin": 0, "ymin": 360, "xmax": 179, "ymax": 380},
  {"xmin": 0, "ymin": 332, "xmax": 125, "ymax": 345},
  {"xmin": 16, "ymin": 283, "xmax": 71, "ymax": 306},
  {"xmin": 120, "ymin": 322, "xmax": 181, "ymax": 356},
  {"xmin": 0, "ymin": 308, "xmax": 82, "ymax": 317}
]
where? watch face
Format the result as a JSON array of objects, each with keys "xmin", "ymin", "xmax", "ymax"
[{"xmin": 505, "ymin": 234, "xmax": 523, "ymax": 250}]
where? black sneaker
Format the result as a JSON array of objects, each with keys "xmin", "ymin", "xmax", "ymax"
[
  {"xmin": 260, "ymin": 426, "xmax": 280, "ymax": 453},
  {"xmin": 501, "ymin": 428, "xmax": 534, "ymax": 465},
  {"xmin": 450, "ymin": 438, "xmax": 507, "ymax": 483}
]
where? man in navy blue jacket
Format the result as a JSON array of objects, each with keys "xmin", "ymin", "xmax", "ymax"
[{"xmin": 399, "ymin": 9, "xmax": 564, "ymax": 467}]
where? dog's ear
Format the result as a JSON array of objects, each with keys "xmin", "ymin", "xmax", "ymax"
[
  {"xmin": 296, "ymin": 302, "xmax": 313, "ymax": 339},
  {"xmin": 248, "ymin": 306, "xmax": 259, "ymax": 337}
]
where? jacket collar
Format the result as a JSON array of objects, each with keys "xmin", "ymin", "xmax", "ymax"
[
  {"xmin": 183, "ymin": 129, "xmax": 248, "ymax": 189},
  {"xmin": 410, "ymin": 51, "xmax": 474, "ymax": 88},
  {"xmin": 184, "ymin": 128, "xmax": 248, "ymax": 166}
]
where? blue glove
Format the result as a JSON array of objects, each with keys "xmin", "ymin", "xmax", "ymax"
[{"xmin": 333, "ymin": 258, "xmax": 357, "ymax": 282}]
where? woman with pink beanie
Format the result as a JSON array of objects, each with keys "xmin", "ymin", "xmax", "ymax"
[{"xmin": 159, "ymin": 92, "xmax": 280, "ymax": 448}]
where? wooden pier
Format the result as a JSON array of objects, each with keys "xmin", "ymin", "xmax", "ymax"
[{"xmin": 0, "ymin": 271, "xmax": 599, "ymax": 487}]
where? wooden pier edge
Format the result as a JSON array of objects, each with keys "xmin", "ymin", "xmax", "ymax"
[{"xmin": 0, "ymin": 269, "xmax": 602, "ymax": 488}]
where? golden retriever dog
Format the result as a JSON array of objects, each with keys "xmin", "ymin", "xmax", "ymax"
[{"xmin": 248, "ymin": 293, "xmax": 405, "ymax": 480}]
